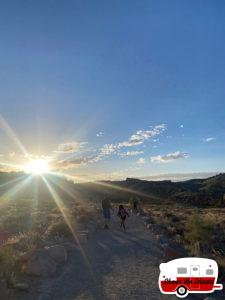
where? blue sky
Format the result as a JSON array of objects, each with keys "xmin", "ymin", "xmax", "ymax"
[{"xmin": 0, "ymin": 0, "xmax": 225, "ymax": 181}]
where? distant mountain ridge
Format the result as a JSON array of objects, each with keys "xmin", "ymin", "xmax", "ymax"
[
  {"xmin": 80, "ymin": 173, "xmax": 225, "ymax": 207},
  {"xmin": 0, "ymin": 172, "xmax": 225, "ymax": 207}
]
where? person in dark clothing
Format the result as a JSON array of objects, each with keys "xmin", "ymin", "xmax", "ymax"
[
  {"xmin": 133, "ymin": 199, "xmax": 138, "ymax": 213},
  {"xmin": 102, "ymin": 197, "xmax": 112, "ymax": 229},
  {"xmin": 133, "ymin": 197, "xmax": 140, "ymax": 214},
  {"xmin": 117, "ymin": 205, "xmax": 129, "ymax": 230}
]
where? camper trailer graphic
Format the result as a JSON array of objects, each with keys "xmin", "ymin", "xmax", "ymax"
[{"xmin": 159, "ymin": 257, "xmax": 223, "ymax": 298}]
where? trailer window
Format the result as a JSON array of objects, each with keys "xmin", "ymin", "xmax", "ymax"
[
  {"xmin": 206, "ymin": 269, "xmax": 213, "ymax": 275},
  {"xmin": 177, "ymin": 267, "xmax": 187, "ymax": 274}
]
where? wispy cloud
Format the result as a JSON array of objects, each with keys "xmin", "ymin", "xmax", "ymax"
[
  {"xmin": 136, "ymin": 158, "xmax": 145, "ymax": 165},
  {"xmin": 118, "ymin": 124, "xmax": 166, "ymax": 147},
  {"xmin": 99, "ymin": 124, "xmax": 166, "ymax": 157},
  {"xmin": 0, "ymin": 123, "xmax": 167, "ymax": 173},
  {"xmin": 100, "ymin": 144, "xmax": 117, "ymax": 155},
  {"xmin": 96, "ymin": 131, "xmax": 104, "ymax": 137},
  {"xmin": 55, "ymin": 142, "xmax": 87, "ymax": 154},
  {"xmin": 119, "ymin": 150, "xmax": 143, "ymax": 157},
  {"xmin": 151, "ymin": 151, "xmax": 189, "ymax": 163},
  {"xmin": 203, "ymin": 137, "xmax": 216, "ymax": 143},
  {"xmin": 53, "ymin": 155, "xmax": 100, "ymax": 170},
  {"xmin": 51, "ymin": 124, "xmax": 166, "ymax": 170}
]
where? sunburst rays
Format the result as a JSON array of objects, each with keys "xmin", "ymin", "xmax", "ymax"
[
  {"xmin": 0, "ymin": 115, "xmax": 31, "ymax": 160},
  {"xmin": 41, "ymin": 175, "xmax": 92, "ymax": 270},
  {"xmin": 45, "ymin": 174, "xmax": 81, "ymax": 204},
  {"xmin": 0, "ymin": 173, "xmax": 26, "ymax": 190},
  {"xmin": 0, "ymin": 115, "xmax": 93, "ymax": 274},
  {"xmin": 92, "ymin": 180, "xmax": 163, "ymax": 201},
  {"xmin": 0, "ymin": 175, "xmax": 33, "ymax": 207}
]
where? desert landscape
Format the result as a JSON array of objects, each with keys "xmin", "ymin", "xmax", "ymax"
[
  {"xmin": 0, "ymin": 172, "xmax": 224, "ymax": 299},
  {"xmin": 0, "ymin": 1, "xmax": 224, "ymax": 299}
]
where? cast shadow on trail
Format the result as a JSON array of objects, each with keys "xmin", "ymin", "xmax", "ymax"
[{"xmin": 40, "ymin": 226, "xmax": 162, "ymax": 300}]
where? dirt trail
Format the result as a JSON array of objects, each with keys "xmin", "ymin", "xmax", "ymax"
[{"xmin": 35, "ymin": 214, "xmax": 207, "ymax": 300}]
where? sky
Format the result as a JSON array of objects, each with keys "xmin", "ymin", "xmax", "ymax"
[{"xmin": 0, "ymin": 0, "xmax": 225, "ymax": 181}]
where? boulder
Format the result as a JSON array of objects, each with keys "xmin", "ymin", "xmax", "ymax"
[{"xmin": 24, "ymin": 249, "xmax": 57, "ymax": 277}]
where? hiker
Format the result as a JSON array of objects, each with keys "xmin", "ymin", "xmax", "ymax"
[
  {"xmin": 117, "ymin": 205, "xmax": 129, "ymax": 230},
  {"xmin": 131, "ymin": 196, "xmax": 139, "ymax": 214},
  {"xmin": 133, "ymin": 198, "xmax": 138, "ymax": 213},
  {"xmin": 102, "ymin": 196, "xmax": 113, "ymax": 229}
]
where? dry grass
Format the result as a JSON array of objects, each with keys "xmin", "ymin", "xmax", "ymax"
[
  {"xmin": 144, "ymin": 204, "xmax": 225, "ymax": 281},
  {"xmin": 0, "ymin": 245, "xmax": 17, "ymax": 287}
]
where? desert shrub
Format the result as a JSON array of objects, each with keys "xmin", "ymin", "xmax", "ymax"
[
  {"xmin": 46, "ymin": 220, "xmax": 73, "ymax": 239},
  {"xmin": 1, "ymin": 211, "xmax": 32, "ymax": 234},
  {"xmin": 0, "ymin": 246, "xmax": 17, "ymax": 287},
  {"xmin": 9, "ymin": 231, "xmax": 42, "ymax": 252},
  {"xmin": 185, "ymin": 213, "xmax": 212, "ymax": 255}
]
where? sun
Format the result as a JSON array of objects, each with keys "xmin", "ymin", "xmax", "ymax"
[{"xmin": 24, "ymin": 159, "xmax": 49, "ymax": 175}]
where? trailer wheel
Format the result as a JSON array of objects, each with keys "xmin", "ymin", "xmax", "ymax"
[{"xmin": 176, "ymin": 285, "xmax": 188, "ymax": 298}]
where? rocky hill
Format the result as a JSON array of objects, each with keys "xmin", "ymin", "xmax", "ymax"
[
  {"xmin": 0, "ymin": 172, "xmax": 225, "ymax": 207},
  {"xmin": 76, "ymin": 173, "xmax": 225, "ymax": 207}
]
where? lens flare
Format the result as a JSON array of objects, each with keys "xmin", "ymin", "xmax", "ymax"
[{"xmin": 24, "ymin": 159, "xmax": 49, "ymax": 175}]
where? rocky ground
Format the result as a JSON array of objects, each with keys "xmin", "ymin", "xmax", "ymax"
[{"xmin": 2, "ymin": 211, "xmax": 224, "ymax": 300}]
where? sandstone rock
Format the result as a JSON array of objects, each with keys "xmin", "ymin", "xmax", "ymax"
[
  {"xmin": 24, "ymin": 249, "xmax": 57, "ymax": 277},
  {"xmin": 45, "ymin": 245, "xmax": 67, "ymax": 263}
]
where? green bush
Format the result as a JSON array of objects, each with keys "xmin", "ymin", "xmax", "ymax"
[
  {"xmin": 46, "ymin": 220, "xmax": 73, "ymax": 239},
  {"xmin": 185, "ymin": 213, "xmax": 212, "ymax": 255},
  {"xmin": 0, "ymin": 246, "xmax": 17, "ymax": 287},
  {"xmin": 1, "ymin": 211, "xmax": 32, "ymax": 234},
  {"xmin": 12, "ymin": 231, "xmax": 42, "ymax": 252}
]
